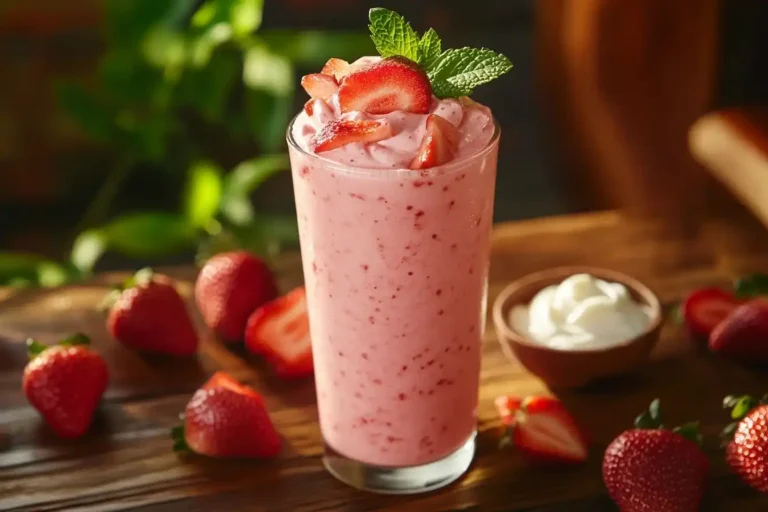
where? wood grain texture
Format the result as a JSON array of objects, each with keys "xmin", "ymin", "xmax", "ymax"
[{"xmin": 2, "ymin": 210, "xmax": 768, "ymax": 511}]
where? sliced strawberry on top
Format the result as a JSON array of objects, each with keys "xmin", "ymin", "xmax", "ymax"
[
  {"xmin": 203, "ymin": 371, "xmax": 263, "ymax": 403},
  {"xmin": 501, "ymin": 395, "xmax": 588, "ymax": 463},
  {"xmin": 682, "ymin": 287, "xmax": 740, "ymax": 340},
  {"xmin": 301, "ymin": 73, "xmax": 339, "ymax": 100},
  {"xmin": 245, "ymin": 287, "xmax": 313, "ymax": 379},
  {"xmin": 321, "ymin": 58, "xmax": 351, "ymax": 81},
  {"xmin": 410, "ymin": 114, "xmax": 460, "ymax": 169},
  {"xmin": 338, "ymin": 56, "xmax": 432, "ymax": 115},
  {"xmin": 311, "ymin": 119, "xmax": 393, "ymax": 153}
]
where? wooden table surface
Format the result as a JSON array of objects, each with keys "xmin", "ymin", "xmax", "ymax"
[{"xmin": 2, "ymin": 210, "xmax": 768, "ymax": 511}]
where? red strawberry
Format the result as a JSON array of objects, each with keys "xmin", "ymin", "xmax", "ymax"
[
  {"xmin": 496, "ymin": 395, "xmax": 588, "ymax": 463},
  {"xmin": 321, "ymin": 58, "xmax": 351, "ymax": 81},
  {"xmin": 301, "ymin": 73, "xmax": 338, "ymax": 100},
  {"xmin": 682, "ymin": 287, "xmax": 740, "ymax": 341},
  {"xmin": 603, "ymin": 400, "xmax": 709, "ymax": 512},
  {"xmin": 23, "ymin": 334, "xmax": 109, "ymax": 438},
  {"xmin": 106, "ymin": 269, "xmax": 198, "ymax": 356},
  {"xmin": 410, "ymin": 114, "xmax": 460, "ymax": 169},
  {"xmin": 195, "ymin": 251, "xmax": 278, "ymax": 342},
  {"xmin": 245, "ymin": 287, "xmax": 313, "ymax": 379},
  {"xmin": 722, "ymin": 394, "xmax": 768, "ymax": 493},
  {"xmin": 709, "ymin": 299, "xmax": 768, "ymax": 363},
  {"xmin": 172, "ymin": 372, "xmax": 280, "ymax": 458},
  {"xmin": 338, "ymin": 56, "xmax": 432, "ymax": 115},
  {"xmin": 311, "ymin": 119, "xmax": 393, "ymax": 153}
]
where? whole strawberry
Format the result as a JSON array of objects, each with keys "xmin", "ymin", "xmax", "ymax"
[
  {"xmin": 23, "ymin": 334, "xmax": 109, "ymax": 438},
  {"xmin": 709, "ymin": 299, "xmax": 768, "ymax": 364},
  {"xmin": 195, "ymin": 251, "xmax": 278, "ymax": 342},
  {"xmin": 603, "ymin": 400, "xmax": 709, "ymax": 512},
  {"xmin": 172, "ymin": 371, "xmax": 280, "ymax": 458},
  {"xmin": 105, "ymin": 269, "xmax": 198, "ymax": 356},
  {"xmin": 722, "ymin": 394, "xmax": 768, "ymax": 493}
]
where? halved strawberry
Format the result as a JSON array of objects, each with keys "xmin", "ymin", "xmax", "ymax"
[
  {"xmin": 311, "ymin": 119, "xmax": 392, "ymax": 153},
  {"xmin": 500, "ymin": 395, "xmax": 588, "ymax": 463},
  {"xmin": 495, "ymin": 395, "xmax": 523, "ymax": 426},
  {"xmin": 321, "ymin": 58, "xmax": 351, "ymax": 81},
  {"xmin": 301, "ymin": 73, "xmax": 338, "ymax": 100},
  {"xmin": 682, "ymin": 288, "xmax": 740, "ymax": 340},
  {"xmin": 410, "ymin": 114, "xmax": 460, "ymax": 169},
  {"xmin": 245, "ymin": 287, "xmax": 313, "ymax": 379},
  {"xmin": 203, "ymin": 371, "xmax": 263, "ymax": 403},
  {"xmin": 338, "ymin": 56, "xmax": 432, "ymax": 115}
]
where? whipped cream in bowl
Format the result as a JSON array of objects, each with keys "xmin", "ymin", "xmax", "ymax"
[{"xmin": 492, "ymin": 267, "xmax": 663, "ymax": 388}]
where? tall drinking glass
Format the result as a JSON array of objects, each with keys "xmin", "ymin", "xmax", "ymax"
[{"xmin": 287, "ymin": 117, "xmax": 500, "ymax": 494}]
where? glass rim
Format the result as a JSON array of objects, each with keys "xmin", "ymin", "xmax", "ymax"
[{"xmin": 285, "ymin": 112, "xmax": 501, "ymax": 177}]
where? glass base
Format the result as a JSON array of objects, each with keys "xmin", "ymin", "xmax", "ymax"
[{"xmin": 322, "ymin": 431, "xmax": 476, "ymax": 494}]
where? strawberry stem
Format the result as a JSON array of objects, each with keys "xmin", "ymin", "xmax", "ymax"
[
  {"xmin": 59, "ymin": 333, "xmax": 90, "ymax": 347},
  {"xmin": 129, "ymin": 268, "xmax": 154, "ymax": 288},
  {"xmin": 26, "ymin": 339, "xmax": 48, "ymax": 359},
  {"xmin": 721, "ymin": 393, "xmax": 768, "ymax": 443},
  {"xmin": 672, "ymin": 421, "xmax": 704, "ymax": 447},
  {"xmin": 170, "ymin": 425, "xmax": 190, "ymax": 453},
  {"xmin": 635, "ymin": 399, "xmax": 664, "ymax": 429}
]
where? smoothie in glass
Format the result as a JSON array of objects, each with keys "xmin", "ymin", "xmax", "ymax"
[{"xmin": 287, "ymin": 7, "xmax": 510, "ymax": 494}]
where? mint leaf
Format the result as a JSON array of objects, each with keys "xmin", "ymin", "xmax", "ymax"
[
  {"xmin": 368, "ymin": 8, "xmax": 421, "ymax": 63},
  {"xmin": 420, "ymin": 28, "xmax": 442, "ymax": 69},
  {"xmin": 428, "ymin": 47, "xmax": 513, "ymax": 98}
]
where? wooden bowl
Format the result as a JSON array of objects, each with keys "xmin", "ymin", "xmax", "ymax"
[{"xmin": 492, "ymin": 266, "xmax": 663, "ymax": 388}]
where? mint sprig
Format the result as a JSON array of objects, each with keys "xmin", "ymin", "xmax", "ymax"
[
  {"xmin": 368, "ymin": 8, "xmax": 512, "ymax": 99},
  {"xmin": 368, "ymin": 7, "xmax": 422, "ymax": 63},
  {"xmin": 428, "ymin": 47, "xmax": 512, "ymax": 98}
]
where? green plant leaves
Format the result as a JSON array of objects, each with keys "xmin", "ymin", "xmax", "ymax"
[
  {"xmin": 56, "ymin": 83, "xmax": 117, "ymax": 143},
  {"xmin": 0, "ymin": 253, "xmax": 70, "ymax": 288},
  {"xmin": 243, "ymin": 44, "xmax": 293, "ymax": 97},
  {"xmin": 261, "ymin": 30, "xmax": 375, "ymax": 66},
  {"xmin": 70, "ymin": 231, "xmax": 108, "ymax": 275},
  {"xmin": 219, "ymin": 154, "xmax": 289, "ymax": 225},
  {"xmin": 368, "ymin": 7, "xmax": 421, "ymax": 62},
  {"xmin": 428, "ymin": 47, "xmax": 513, "ymax": 98},
  {"xmin": 192, "ymin": 0, "xmax": 263, "ymax": 40},
  {"xmin": 184, "ymin": 161, "xmax": 223, "ymax": 227}
]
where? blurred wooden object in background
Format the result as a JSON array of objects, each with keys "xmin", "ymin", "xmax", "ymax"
[
  {"xmin": 690, "ymin": 108, "xmax": 768, "ymax": 228},
  {"xmin": 536, "ymin": 0, "xmax": 721, "ymax": 221}
]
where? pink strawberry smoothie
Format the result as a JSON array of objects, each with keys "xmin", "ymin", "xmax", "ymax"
[{"xmin": 288, "ymin": 79, "xmax": 498, "ymax": 467}]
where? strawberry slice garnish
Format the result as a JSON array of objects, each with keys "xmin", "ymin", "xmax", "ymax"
[
  {"xmin": 497, "ymin": 395, "xmax": 588, "ymax": 463},
  {"xmin": 410, "ymin": 114, "xmax": 460, "ymax": 169},
  {"xmin": 682, "ymin": 287, "xmax": 740, "ymax": 340},
  {"xmin": 321, "ymin": 58, "xmax": 351, "ymax": 81},
  {"xmin": 301, "ymin": 73, "xmax": 339, "ymax": 100},
  {"xmin": 311, "ymin": 119, "xmax": 393, "ymax": 153},
  {"xmin": 245, "ymin": 287, "xmax": 313, "ymax": 379},
  {"xmin": 338, "ymin": 56, "xmax": 432, "ymax": 115}
]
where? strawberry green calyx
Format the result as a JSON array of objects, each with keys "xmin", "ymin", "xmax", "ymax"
[
  {"xmin": 634, "ymin": 399, "xmax": 703, "ymax": 446},
  {"xmin": 100, "ymin": 268, "xmax": 155, "ymax": 313},
  {"xmin": 734, "ymin": 273, "xmax": 768, "ymax": 298},
  {"xmin": 170, "ymin": 424, "xmax": 190, "ymax": 454},
  {"xmin": 368, "ymin": 8, "xmax": 512, "ymax": 99},
  {"xmin": 26, "ymin": 333, "xmax": 90, "ymax": 359},
  {"xmin": 721, "ymin": 393, "xmax": 768, "ymax": 443}
]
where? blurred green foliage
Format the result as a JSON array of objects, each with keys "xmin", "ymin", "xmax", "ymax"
[{"xmin": 1, "ymin": 0, "xmax": 373, "ymax": 287}]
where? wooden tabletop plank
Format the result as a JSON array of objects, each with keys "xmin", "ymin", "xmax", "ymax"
[{"xmin": 1, "ymin": 210, "xmax": 768, "ymax": 511}]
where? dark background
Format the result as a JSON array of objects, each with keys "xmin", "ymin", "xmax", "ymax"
[{"xmin": 0, "ymin": 0, "xmax": 766, "ymax": 266}]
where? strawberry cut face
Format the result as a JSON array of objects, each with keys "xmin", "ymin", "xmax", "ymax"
[
  {"xmin": 682, "ymin": 287, "xmax": 740, "ymax": 340},
  {"xmin": 338, "ymin": 56, "xmax": 432, "ymax": 115},
  {"xmin": 245, "ymin": 287, "xmax": 313, "ymax": 379},
  {"xmin": 410, "ymin": 114, "xmax": 460, "ymax": 169},
  {"xmin": 301, "ymin": 73, "xmax": 339, "ymax": 100},
  {"xmin": 311, "ymin": 119, "xmax": 393, "ymax": 153},
  {"xmin": 321, "ymin": 58, "xmax": 351, "ymax": 81}
]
